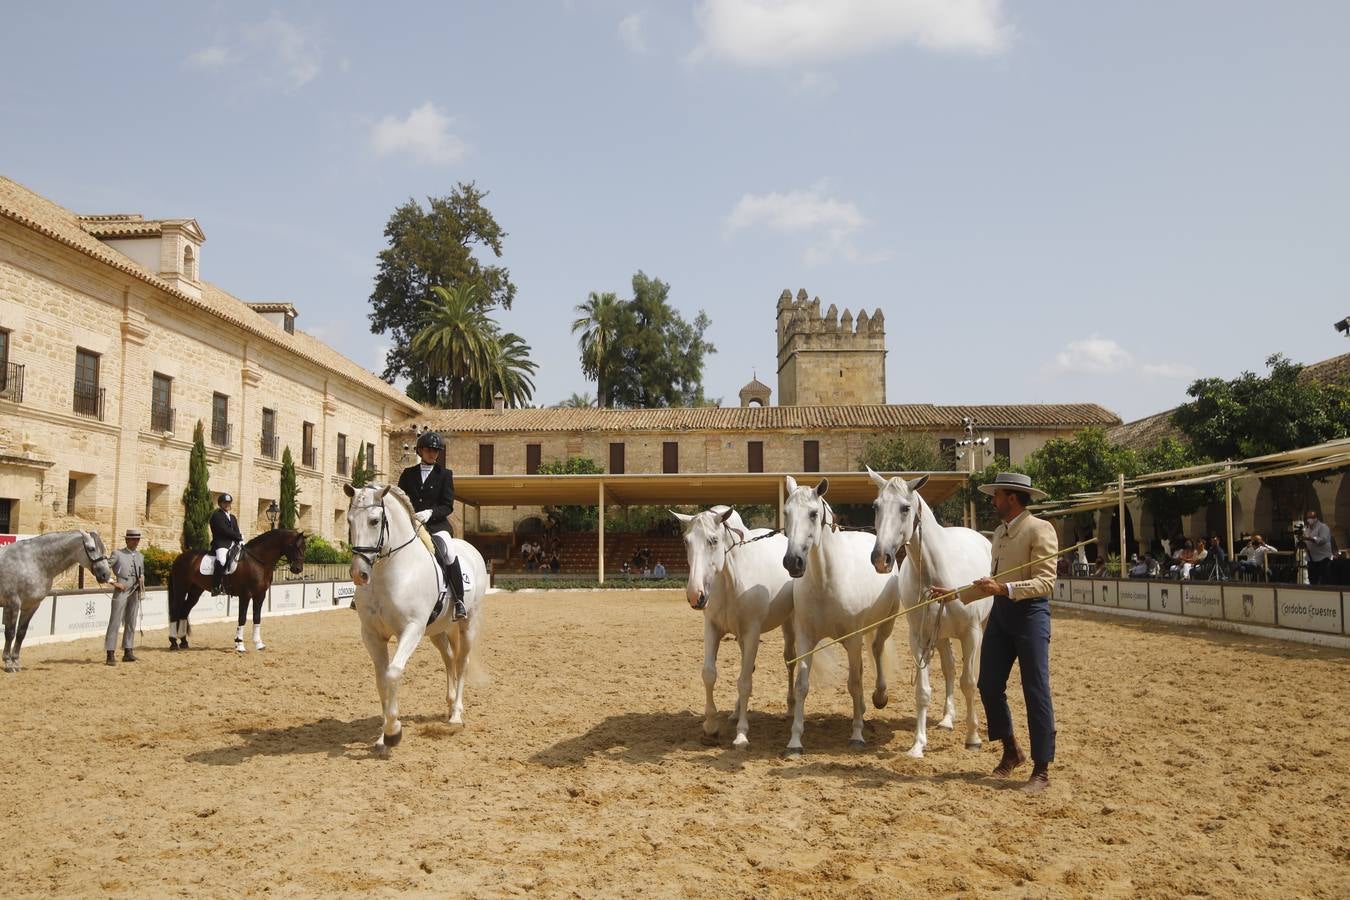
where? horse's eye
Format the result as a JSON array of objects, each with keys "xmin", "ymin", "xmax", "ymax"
[
  {"xmin": 901, "ymin": 505, "xmax": 911, "ymax": 515},
  {"xmin": 809, "ymin": 511, "xmax": 818, "ymax": 520},
  {"xmin": 709, "ymin": 538, "xmax": 718, "ymax": 547}
]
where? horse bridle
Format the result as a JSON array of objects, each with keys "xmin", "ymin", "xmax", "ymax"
[
  {"xmin": 349, "ymin": 499, "xmax": 422, "ymax": 569},
  {"xmin": 82, "ymin": 535, "xmax": 110, "ymax": 569}
]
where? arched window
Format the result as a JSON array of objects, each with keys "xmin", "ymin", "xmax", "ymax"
[{"xmin": 183, "ymin": 245, "xmax": 196, "ymax": 281}]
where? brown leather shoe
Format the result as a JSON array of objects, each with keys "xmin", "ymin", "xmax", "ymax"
[
  {"xmin": 992, "ymin": 742, "xmax": 1027, "ymax": 778},
  {"xmin": 1022, "ymin": 766, "xmax": 1050, "ymax": 794}
]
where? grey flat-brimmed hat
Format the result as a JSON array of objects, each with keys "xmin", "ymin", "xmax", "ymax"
[{"xmin": 977, "ymin": 472, "xmax": 1048, "ymax": 501}]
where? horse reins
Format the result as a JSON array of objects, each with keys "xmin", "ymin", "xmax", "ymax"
[{"xmin": 349, "ymin": 499, "xmax": 424, "ymax": 568}]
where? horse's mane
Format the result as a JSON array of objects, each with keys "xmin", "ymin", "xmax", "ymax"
[
  {"xmin": 376, "ymin": 483, "xmax": 419, "ymax": 524},
  {"xmin": 245, "ymin": 528, "xmax": 300, "ymax": 548}
]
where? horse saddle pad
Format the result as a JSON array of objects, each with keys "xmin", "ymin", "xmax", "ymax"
[
  {"xmin": 198, "ymin": 545, "xmax": 241, "ymax": 576},
  {"xmin": 430, "ymin": 552, "xmax": 473, "ymax": 599}
]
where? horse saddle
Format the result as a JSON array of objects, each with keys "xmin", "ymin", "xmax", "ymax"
[
  {"xmin": 198, "ymin": 544, "xmax": 242, "ymax": 576},
  {"xmin": 427, "ymin": 552, "xmax": 473, "ymax": 625}
]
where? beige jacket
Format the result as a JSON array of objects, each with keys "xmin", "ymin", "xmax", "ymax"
[{"xmin": 988, "ymin": 510, "xmax": 1058, "ymax": 601}]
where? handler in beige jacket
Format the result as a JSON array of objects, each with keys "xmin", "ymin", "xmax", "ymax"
[{"xmin": 930, "ymin": 472, "xmax": 1058, "ymax": 794}]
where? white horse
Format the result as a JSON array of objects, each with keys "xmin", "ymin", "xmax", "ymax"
[
  {"xmin": 1, "ymin": 531, "xmax": 114, "ymax": 672},
  {"xmin": 868, "ymin": 469, "xmax": 993, "ymax": 757},
  {"xmin": 781, "ymin": 476, "xmax": 899, "ymax": 755},
  {"xmin": 673, "ymin": 506, "xmax": 795, "ymax": 749},
  {"xmin": 344, "ymin": 484, "xmax": 487, "ymax": 753}
]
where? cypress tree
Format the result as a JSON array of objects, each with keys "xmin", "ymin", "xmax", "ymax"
[
  {"xmin": 280, "ymin": 446, "xmax": 299, "ymax": 529},
  {"xmin": 351, "ymin": 443, "xmax": 370, "ymax": 488},
  {"xmin": 181, "ymin": 420, "xmax": 212, "ymax": 550}
]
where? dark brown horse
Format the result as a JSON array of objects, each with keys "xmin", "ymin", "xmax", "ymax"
[{"xmin": 166, "ymin": 529, "xmax": 306, "ymax": 650}]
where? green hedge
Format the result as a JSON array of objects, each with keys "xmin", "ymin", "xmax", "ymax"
[
  {"xmin": 304, "ymin": 534, "xmax": 351, "ymax": 564},
  {"xmin": 142, "ymin": 545, "xmax": 177, "ymax": 587},
  {"xmin": 494, "ymin": 576, "xmax": 687, "ymax": 592}
]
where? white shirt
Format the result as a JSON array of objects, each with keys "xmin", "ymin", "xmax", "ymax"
[{"xmin": 419, "ymin": 463, "xmax": 433, "ymax": 483}]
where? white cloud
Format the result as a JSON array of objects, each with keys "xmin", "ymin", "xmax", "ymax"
[
  {"xmin": 1043, "ymin": 336, "xmax": 1197, "ymax": 381},
  {"xmin": 724, "ymin": 184, "xmax": 886, "ymax": 266},
  {"xmin": 371, "ymin": 102, "xmax": 468, "ymax": 165},
  {"xmin": 691, "ymin": 0, "xmax": 1011, "ymax": 67},
  {"xmin": 619, "ymin": 13, "xmax": 647, "ymax": 53},
  {"xmin": 185, "ymin": 13, "xmax": 320, "ymax": 90}
]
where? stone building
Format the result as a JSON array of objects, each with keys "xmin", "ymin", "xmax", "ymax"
[
  {"xmin": 0, "ymin": 176, "xmax": 421, "ymax": 549},
  {"xmin": 776, "ymin": 288, "xmax": 886, "ymax": 406}
]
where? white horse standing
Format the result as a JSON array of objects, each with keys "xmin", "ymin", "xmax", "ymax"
[
  {"xmin": 344, "ymin": 484, "xmax": 487, "ymax": 753},
  {"xmin": 1, "ymin": 531, "xmax": 114, "ymax": 672},
  {"xmin": 781, "ymin": 476, "xmax": 899, "ymax": 755},
  {"xmin": 674, "ymin": 506, "xmax": 795, "ymax": 749},
  {"xmin": 868, "ymin": 469, "xmax": 993, "ymax": 757}
]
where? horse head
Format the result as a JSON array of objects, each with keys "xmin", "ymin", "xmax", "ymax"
[
  {"xmin": 80, "ymin": 531, "xmax": 115, "ymax": 584},
  {"xmin": 868, "ymin": 468, "xmax": 929, "ymax": 574},
  {"xmin": 672, "ymin": 506, "xmax": 742, "ymax": 610},
  {"xmin": 781, "ymin": 476, "xmax": 831, "ymax": 579},
  {"xmin": 344, "ymin": 483, "xmax": 391, "ymax": 586},
  {"xmin": 283, "ymin": 529, "xmax": 307, "ymax": 575}
]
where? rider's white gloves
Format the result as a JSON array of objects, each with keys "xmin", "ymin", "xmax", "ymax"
[{"xmin": 414, "ymin": 510, "xmax": 433, "ymax": 523}]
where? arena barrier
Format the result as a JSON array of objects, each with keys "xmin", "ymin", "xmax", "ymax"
[
  {"xmin": 23, "ymin": 579, "xmax": 358, "ymax": 647},
  {"xmin": 1053, "ymin": 578, "xmax": 1349, "ymax": 648}
]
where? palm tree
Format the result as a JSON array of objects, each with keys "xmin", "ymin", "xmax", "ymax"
[
  {"xmin": 479, "ymin": 331, "xmax": 538, "ymax": 408},
  {"xmin": 558, "ymin": 391, "xmax": 594, "ymax": 408},
  {"xmin": 571, "ymin": 291, "xmax": 623, "ymax": 408},
  {"xmin": 411, "ymin": 283, "xmax": 495, "ymax": 408}
]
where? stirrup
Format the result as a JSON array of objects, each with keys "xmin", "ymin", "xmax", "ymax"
[{"xmin": 451, "ymin": 598, "xmax": 468, "ymax": 621}]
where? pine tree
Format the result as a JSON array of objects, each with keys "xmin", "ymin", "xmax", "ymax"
[
  {"xmin": 181, "ymin": 420, "xmax": 212, "ymax": 550},
  {"xmin": 280, "ymin": 446, "xmax": 299, "ymax": 529}
]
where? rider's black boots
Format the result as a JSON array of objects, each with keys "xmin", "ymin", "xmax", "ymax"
[
  {"xmin": 446, "ymin": 557, "xmax": 467, "ymax": 621},
  {"xmin": 211, "ymin": 563, "xmax": 224, "ymax": 596}
]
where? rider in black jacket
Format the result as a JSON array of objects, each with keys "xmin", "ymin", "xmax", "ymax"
[
  {"xmin": 396, "ymin": 431, "xmax": 467, "ymax": 621},
  {"xmin": 209, "ymin": 493, "xmax": 243, "ymax": 596}
]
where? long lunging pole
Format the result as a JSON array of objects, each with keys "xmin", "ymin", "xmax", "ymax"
[{"xmin": 785, "ymin": 538, "xmax": 1098, "ymax": 667}]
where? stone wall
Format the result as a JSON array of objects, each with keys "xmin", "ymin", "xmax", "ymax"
[{"xmin": 776, "ymin": 289, "xmax": 886, "ymax": 406}]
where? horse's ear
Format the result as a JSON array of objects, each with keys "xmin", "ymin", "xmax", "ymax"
[
  {"xmin": 343, "ymin": 483, "xmax": 356, "ymax": 498},
  {"xmin": 716, "ymin": 508, "xmax": 734, "ymax": 525},
  {"xmin": 378, "ymin": 484, "xmax": 392, "ymax": 498},
  {"xmin": 814, "ymin": 478, "xmax": 829, "ymax": 498},
  {"xmin": 784, "ymin": 475, "xmax": 798, "ymax": 494},
  {"xmin": 866, "ymin": 466, "xmax": 889, "ymax": 489},
  {"xmin": 670, "ymin": 510, "xmax": 694, "ymax": 524},
  {"xmin": 906, "ymin": 474, "xmax": 930, "ymax": 494}
]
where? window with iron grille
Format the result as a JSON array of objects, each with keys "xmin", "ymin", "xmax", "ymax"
[
  {"xmin": 211, "ymin": 393, "xmax": 230, "ymax": 446},
  {"xmin": 994, "ymin": 437, "xmax": 1011, "ymax": 462},
  {"xmin": 663, "ymin": 442, "xmax": 679, "ymax": 474},
  {"xmin": 337, "ymin": 433, "xmax": 348, "ymax": 475},
  {"xmin": 479, "ymin": 444, "xmax": 494, "ymax": 475},
  {"xmin": 0, "ymin": 498, "xmax": 11, "ymax": 534},
  {"xmin": 66, "ymin": 477, "xmax": 77, "ymax": 516},
  {"xmin": 151, "ymin": 373, "xmax": 173, "ymax": 432},
  {"xmin": 609, "ymin": 442, "xmax": 625, "ymax": 475},
  {"xmin": 74, "ymin": 348, "xmax": 100, "ymax": 417},
  {"xmin": 747, "ymin": 441, "xmax": 764, "ymax": 473},
  {"xmin": 526, "ymin": 443, "xmax": 541, "ymax": 475},
  {"xmin": 261, "ymin": 408, "xmax": 277, "ymax": 458},
  {"xmin": 365, "ymin": 442, "xmax": 376, "ymax": 473},
  {"xmin": 302, "ymin": 422, "xmax": 316, "ymax": 468},
  {"xmin": 803, "ymin": 440, "xmax": 820, "ymax": 473}
]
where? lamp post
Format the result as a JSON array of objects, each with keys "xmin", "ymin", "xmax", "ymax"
[
  {"xmin": 266, "ymin": 500, "xmax": 279, "ymax": 530},
  {"xmin": 955, "ymin": 417, "xmax": 990, "ymax": 529}
]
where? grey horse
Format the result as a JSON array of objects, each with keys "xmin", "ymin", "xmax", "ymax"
[{"xmin": 1, "ymin": 531, "xmax": 114, "ymax": 672}]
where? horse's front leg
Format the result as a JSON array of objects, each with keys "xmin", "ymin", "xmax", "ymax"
[
  {"xmin": 845, "ymin": 636, "xmax": 867, "ymax": 748},
  {"xmin": 360, "ymin": 627, "xmax": 393, "ymax": 753},
  {"xmin": 429, "ymin": 630, "xmax": 459, "ymax": 727},
  {"xmin": 12, "ymin": 604, "xmax": 41, "ymax": 671},
  {"xmin": 446, "ymin": 625, "xmax": 471, "ymax": 730},
  {"xmin": 907, "ymin": 618, "xmax": 931, "ymax": 758},
  {"xmin": 3, "ymin": 603, "xmax": 17, "ymax": 672},
  {"xmin": 960, "ymin": 625, "xmax": 984, "ymax": 750},
  {"xmin": 936, "ymin": 638, "xmax": 958, "ymax": 730},
  {"xmin": 786, "ymin": 620, "xmax": 815, "ymax": 756},
  {"xmin": 731, "ymin": 625, "xmax": 762, "ymax": 749},
  {"xmin": 379, "ymin": 620, "xmax": 426, "ymax": 748},
  {"xmin": 701, "ymin": 619, "xmax": 723, "ymax": 739},
  {"xmin": 871, "ymin": 621, "xmax": 894, "ymax": 709},
  {"xmin": 781, "ymin": 623, "xmax": 797, "ymax": 711}
]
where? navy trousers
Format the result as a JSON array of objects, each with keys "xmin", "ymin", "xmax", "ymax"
[{"xmin": 978, "ymin": 595, "xmax": 1056, "ymax": 764}]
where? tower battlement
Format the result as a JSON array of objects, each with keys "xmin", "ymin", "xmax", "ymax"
[{"xmin": 775, "ymin": 288, "xmax": 887, "ymax": 406}]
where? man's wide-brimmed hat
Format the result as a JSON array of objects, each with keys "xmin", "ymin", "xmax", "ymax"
[
  {"xmin": 978, "ymin": 472, "xmax": 1048, "ymax": 501},
  {"xmin": 125, "ymin": 528, "xmax": 142, "ymax": 539}
]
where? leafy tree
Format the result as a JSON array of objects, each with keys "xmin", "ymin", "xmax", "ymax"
[
  {"xmin": 581, "ymin": 272, "xmax": 715, "ymax": 408},
  {"xmin": 180, "ymin": 420, "xmax": 212, "ymax": 551},
  {"xmin": 1172, "ymin": 353, "xmax": 1350, "ymax": 459},
  {"xmin": 856, "ymin": 431, "xmax": 962, "ymax": 524},
  {"xmin": 279, "ymin": 447, "xmax": 299, "ymax": 530},
  {"xmin": 368, "ymin": 186, "xmax": 517, "ymax": 402},
  {"xmin": 572, "ymin": 291, "xmax": 624, "ymax": 408},
  {"xmin": 538, "ymin": 456, "xmax": 604, "ymax": 531},
  {"xmin": 474, "ymin": 331, "xmax": 538, "ymax": 408},
  {"xmin": 350, "ymin": 443, "xmax": 373, "ymax": 488},
  {"xmin": 558, "ymin": 391, "xmax": 595, "ymax": 409},
  {"xmin": 1137, "ymin": 437, "xmax": 1221, "ymax": 541},
  {"xmin": 411, "ymin": 283, "xmax": 496, "ymax": 408},
  {"xmin": 1022, "ymin": 427, "xmax": 1139, "ymax": 501}
]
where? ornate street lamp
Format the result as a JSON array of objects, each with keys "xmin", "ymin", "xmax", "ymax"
[{"xmin": 266, "ymin": 500, "xmax": 279, "ymax": 529}]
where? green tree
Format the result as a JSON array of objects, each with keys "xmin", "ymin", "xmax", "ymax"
[
  {"xmin": 856, "ymin": 431, "xmax": 963, "ymax": 524},
  {"xmin": 558, "ymin": 391, "xmax": 595, "ymax": 409},
  {"xmin": 538, "ymin": 456, "xmax": 604, "ymax": 531},
  {"xmin": 572, "ymin": 291, "xmax": 624, "ymax": 407},
  {"xmin": 1137, "ymin": 437, "xmax": 1221, "ymax": 541},
  {"xmin": 180, "ymin": 420, "xmax": 212, "ymax": 551},
  {"xmin": 474, "ymin": 331, "xmax": 538, "ymax": 409},
  {"xmin": 279, "ymin": 446, "xmax": 299, "ymax": 530},
  {"xmin": 410, "ymin": 283, "xmax": 497, "ymax": 408},
  {"xmin": 368, "ymin": 186, "xmax": 517, "ymax": 403},
  {"xmin": 350, "ymin": 443, "xmax": 372, "ymax": 488},
  {"xmin": 1022, "ymin": 427, "xmax": 1139, "ymax": 501},
  {"xmin": 601, "ymin": 272, "xmax": 716, "ymax": 408}
]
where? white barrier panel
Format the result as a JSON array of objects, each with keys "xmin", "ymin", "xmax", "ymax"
[
  {"xmin": 303, "ymin": 582, "xmax": 334, "ymax": 609},
  {"xmin": 23, "ymin": 598, "xmax": 54, "ymax": 639},
  {"xmin": 52, "ymin": 593, "xmax": 113, "ymax": 638},
  {"xmin": 1149, "ymin": 582, "xmax": 1180, "ymax": 614},
  {"xmin": 1070, "ymin": 580, "xmax": 1092, "ymax": 605},
  {"xmin": 1223, "ymin": 584, "xmax": 1276, "ymax": 626},
  {"xmin": 269, "ymin": 583, "xmax": 304, "ymax": 613},
  {"xmin": 1093, "ymin": 580, "xmax": 1117, "ymax": 607},
  {"xmin": 1054, "ymin": 580, "xmax": 1069, "ymax": 602},
  {"xmin": 334, "ymin": 582, "xmax": 356, "ymax": 603},
  {"xmin": 1181, "ymin": 583, "xmax": 1223, "ymax": 619},
  {"xmin": 1276, "ymin": 588, "xmax": 1343, "ymax": 634},
  {"xmin": 1117, "ymin": 582, "xmax": 1149, "ymax": 611},
  {"xmin": 195, "ymin": 594, "xmax": 231, "ymax": 621},
  {"xmin": 139, "ymin": 590, "xmax": 169, "ymax": 629}
]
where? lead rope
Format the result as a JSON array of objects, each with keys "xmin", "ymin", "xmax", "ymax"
[{"xmin": 912, "ymin": 497, "xmax": 945, "ymax": 675}]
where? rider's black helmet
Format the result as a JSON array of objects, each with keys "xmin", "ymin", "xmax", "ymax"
[
  {"xmin": 415, "ymin": 431, "xmax": 444, "ymax": 452},
  {"xmin": 218, "ymin": 492, "xmax": 234, "ymax": 505}
]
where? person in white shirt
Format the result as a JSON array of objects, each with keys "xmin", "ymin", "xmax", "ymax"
[
  {"xmin": 1238, "ymin": 535, "xmax": 1275, "ymax": 579},
  {"xmin": 1300, "ymin": 511, "xmax": 1333, "ymax": 584}
]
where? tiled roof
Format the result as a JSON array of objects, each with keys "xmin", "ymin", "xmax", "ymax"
[
  {"xmin": 1301, "ymin": 352, "xmax": 1350, "ymax": 386},
  {"xmin": 246, "ymin": 301, "xmax": 298, "ymax": 315},
  {"xmin": 0, "ymin": 175, "xmax": 419, "ymax": 413},
  {"xmin": 1106, "ymin": 409, "xmax": 1184, "ymax": 452},
  {"xmin": 400, "ymin": 402, "xmax": 1121, "ymax": 435}
]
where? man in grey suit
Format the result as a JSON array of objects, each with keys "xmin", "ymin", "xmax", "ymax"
[{"xmin": 105, "ymin": 528, "xmax": 145, "ymax": 666}]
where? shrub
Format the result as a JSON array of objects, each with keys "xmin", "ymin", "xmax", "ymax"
[
  {"xmin": 141, "ymin": 545, "xmax": 178, "ymax": 587},
  {"xmin": 304, "ymin": 534, "xmax": 351, "ymax": 564}
]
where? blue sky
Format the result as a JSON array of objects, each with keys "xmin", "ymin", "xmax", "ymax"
[{"xmin": 4, "ymin": 1, "xmax": 1348, "ymax": 422}]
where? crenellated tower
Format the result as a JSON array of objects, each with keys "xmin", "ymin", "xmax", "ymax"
[{"xmin": 775, "ymin": 288, "xmax": 886, "ymax": 406}]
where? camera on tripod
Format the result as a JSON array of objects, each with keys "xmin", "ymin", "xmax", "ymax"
[{"xmin": 1292, "ymin": 520, "xmax": 1305, "ymax": 538}]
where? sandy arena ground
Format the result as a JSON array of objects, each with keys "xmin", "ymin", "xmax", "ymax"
[{"xmin": 1, "ymin": 590, "xmax": 1347, "ymax": 898}]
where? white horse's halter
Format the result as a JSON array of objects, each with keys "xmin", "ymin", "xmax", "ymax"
[
  {"xmin": 349, "ymin": 499, "xmax": 422, "ymax": 569},
  {"xmin": 82, "ymin": 534, "xmax": 110, "ymax": 570}
]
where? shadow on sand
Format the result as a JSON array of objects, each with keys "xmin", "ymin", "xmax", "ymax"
[{"xmin": 184, "ymin": 714, "xmax": 452, "ymax": 766}]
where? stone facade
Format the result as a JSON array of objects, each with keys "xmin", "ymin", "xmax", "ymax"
[
  {"xmin": 776, "ymin": 288, "xmax": 886, "ymax": 406},
  {"xmin": 0, "ymin": 179, "xmax": 420, "ymax": 554}
]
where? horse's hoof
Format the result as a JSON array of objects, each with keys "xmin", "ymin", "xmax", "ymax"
[
  {"xmin": 848, "ymin": 738, "xmax": 866, "ymax": 750},
  {"xmin": 965, "ymin": 741, "xmax": 983, "ymax": 750},
  {"xmin": 700, "ymin": 732, "xmax": 719, "ymax": 746},
  {"xmin": 872, "ymin": 693, "xmax": 889, "ymax": 709},
  {"xmin": 784, "ymin": 746, "xmax": 803, "ymax": 757},
  {"xmin": 447, "ymin": 719, "xmax": 464, "ymax": 734},
  {"xmin": 905, "ymin": 746, "xmax": 925, "ymax": 759},
  {"xmin": 255, "ymin": 643, "xmax": 266, "ymax": 652},
  {"xmin": 937, "ymin": 720, "xmax": 955, "ymax": 731},
  {"xmin": 384, "ymin": 728, "xmax": 403, "ymax": 748},
  {"xmin": 235, "ymin": 643, "xmax": 246, "ymax": 654},
  {"xmin": 732, "ymin": 735, "xmax": 750, "ymax": 750}
]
